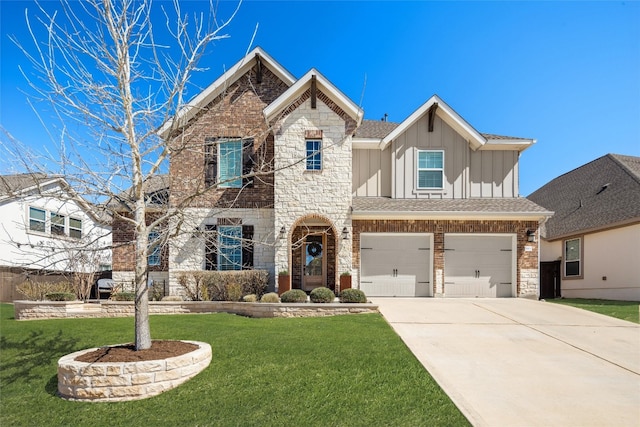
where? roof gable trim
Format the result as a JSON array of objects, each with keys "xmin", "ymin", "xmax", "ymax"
[{"xmin": 159, "ymin": 47, "xmax": 296, "ymax": 138}]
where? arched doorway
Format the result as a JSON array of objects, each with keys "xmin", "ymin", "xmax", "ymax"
[{"xmin": 289, "ymin": 215, "xmax": 338, "ymax": 293}]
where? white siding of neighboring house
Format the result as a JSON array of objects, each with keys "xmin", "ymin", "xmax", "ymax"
[
  {"xmin": 352, "ymin": 147, "xmax": 392, "ymax": 197},
  {"xmin": 389, "ymin": 114, "xmax": 520, "ymax": 199},
  {"xmin": 0, "ymin": 184, "xmax": 111, "ymax": 273},
  {"xmin": 540, "ymin": 224, "xmax": 640, "ymax": 301}
]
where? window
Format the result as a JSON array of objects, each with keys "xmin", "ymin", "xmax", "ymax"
[
  {"xmin": 148, "ymin": 231, "xmax": 161, "ymax": 266},
  {"xmin": 29, "ymin": 207, "xmax": 46, "ymax": 233},
  {"xmin": 564, "ymin": 238, "xmax": 581, "ymax": 277},
  {"xmin": 417, "ymin": 150, "xmax": 444, "ymax": 189},
  {"xmin": 69, "ymin": 218, "xmax": 82, "ymax": 239},
  {"xmin": 51, "ymin": 213, "xmax": 66, "ymax": 236},
  {"xmin": 306, "ymin": 140, "xmax": 322, "ymax": 171},
  {"xmin": 219, "ymin": 140, "xmax": 242, "ymax": 188},
  {"xmin": 218, "ymin": 226, "xmax": 242, "ymax": 271}
]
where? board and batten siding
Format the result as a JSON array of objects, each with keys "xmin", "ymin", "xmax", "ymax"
[
  {"xmin": 353, "ymin": 147, "xmax": 392, "ymax": 197},
  {"xmin": 388, "ymin": 114, "xmax": 519, "ymax": 199}
]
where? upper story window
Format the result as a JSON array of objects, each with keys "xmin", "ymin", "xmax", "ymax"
[
  {"xmin": 148, "ymin": 231, "xmax": 161, "ymax": 266},
  {"xmin": 29, "ymin": 207, "xmax": 46, "ymax": 233},
  {"xmin": 219, "ymin": 140, "xmax": 242, "ymax": 188},
  {"xmin": 51, "ymin": 213, "xmax": 66, "ymax": 236},
  {"xmin": 205, "ymin": 138, "xmax": 254, "ymax": 189},
  {"xmin": 28, "ymin": 207, "xmax": 82, "ymax": 239},
  {"xmin": 564, "ymin": 238, "xmax": 581, "ymax": 278},
  {"xmin": 306, "ymin": 140, "xmax": 322, "ymax": 171},
  {"xmin": 417, "ymin": 150, "xmax": 444, "ymax": 189}
]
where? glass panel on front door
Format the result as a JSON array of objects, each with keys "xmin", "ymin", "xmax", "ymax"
[{"xmin": 303, "ymin": 235, "xmax": 324, "ymax": 289}]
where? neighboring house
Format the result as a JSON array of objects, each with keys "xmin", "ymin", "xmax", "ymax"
[
  {"xmin": 528, "ymin": 154, "xmax": 640, "ymax": 301},
  {"xmin": 112, "ymin": 47, "xmax": 551, "ymax": 298},
  {"xmin": 0, "ymin": 173, "xmax": 112, "ymax": 301}
]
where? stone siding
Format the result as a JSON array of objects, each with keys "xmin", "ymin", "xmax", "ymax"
[
  {"xmin": 273, "ymin": 96, "xmax": 353, "ymax": 290},
  {"xmin": 14, "ymin": 300, "xmax": 378, "ymax": 320}
]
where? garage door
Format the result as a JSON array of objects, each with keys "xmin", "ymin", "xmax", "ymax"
[
  {"xmin": 444, "ymin": 235, "xmax": 514, "ymax": 298},
  {"xmin": 360, "ymin": 234, "xmax": 431, "ymax": 297}
]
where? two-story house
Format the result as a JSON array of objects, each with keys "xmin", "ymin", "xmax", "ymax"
[
  {"xmin": 112, "ymin": 47, "xmax": 551, "ymax": 298},
  {"xmin": 0, "ymin": 173, "xmax": 112, "ymax": 301}
]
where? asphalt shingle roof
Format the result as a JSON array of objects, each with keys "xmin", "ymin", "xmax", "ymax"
[
  {"xmin": 527, "ymin": 154, "xmax": 640, "ymax": 240},
  {"xmin": 353, "ymin": 197, "xmax": 550, "ymax": 215},
  {"xmin": 354, "ymin": 120, "xmax": 530, "ymax": 141},
  {"xmin": 0, "ymin": 173, "xmax": 59, "ymax": 196}
]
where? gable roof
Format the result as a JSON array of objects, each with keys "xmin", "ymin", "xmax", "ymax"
[
  {"xmin": 263, "ymin": 68, "xmax": 364, "ymax": 128},
  {"xmin": 528, "ymin": 154, "xmax": 640, "ymax": 240},
  {"xmin": 376, "ymin": 95, "xmax": 535, "ymax": 152},
  {"xmin": 108, "ymin": 174, "xmax": 170, "ymax": 212},
  {"xmin": 0, "ymin": 173, "xmax": 63, "ymax": 198},
  {"xmin": 0, "ymin": 173, "xmax": 106, "ymax": 224},
  {"xmin": 158, "ymin": 47, "xmax": 296, "ymax": 138}
]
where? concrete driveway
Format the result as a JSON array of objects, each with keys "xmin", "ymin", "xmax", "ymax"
[{"xmin": 371, "ymin": 298, "xmax": 640, "ymax": 427}]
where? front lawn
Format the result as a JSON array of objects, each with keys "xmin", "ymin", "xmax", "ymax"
[
  {"xmin": 547, "ymin": 298, "xmax": 639, "ymax": 323},
  {"xmin": 0, "ymin": 304, "xmax": 469, "ymax": 427}
]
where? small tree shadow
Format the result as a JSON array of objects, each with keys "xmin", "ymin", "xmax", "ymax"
[{"xmin": 0, "ymin": 329, "xmax": 78, "ymax": 387}]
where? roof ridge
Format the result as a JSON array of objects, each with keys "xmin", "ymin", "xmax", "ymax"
[{"xmin": 607, "ymin": 153, "xmax": 640, "ymax": 186}]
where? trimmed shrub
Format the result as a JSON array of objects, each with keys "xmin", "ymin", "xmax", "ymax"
[
  {"xmin": 260, "ymin": 292, "xmax": 280, "ymax": 303},
  {"xmin": 280, "ymin": 289, "xmax": 307, "ymax": 303},
  {"xmin": 111, "ymin": 292, "xmax": 135, "ymax": 301},
  {"xmin": 226, "ymin": 282, "xmax": 243, "ymax": 301},
  {"xmin": 310, "ymin": 287, "xmax": 335, "ymax": 303},
  {"xmin": 17, "ymin": 281, "xmax": 73, "ymax": 301},
  {"xmin": 45, "ymin": 292, "xmax": 76, "ymax": 301},
  {"xmin": 339, "ymin": 288, "xmax": 367, "ymax": 303},
  {"xmin": 196, "ymin": 270, "xmax": 269, "ymax": 301},
  {"xmin": 162, "ymin": 295, "xmax": 183, "ymax": 301},
  {"xmin": 243, "ymin": 294, "xmax": 258, "ymax": 302}
]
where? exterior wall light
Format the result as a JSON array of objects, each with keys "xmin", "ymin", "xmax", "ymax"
[
  {"xmin": 526, "ymin": 229, "xmax": 536, "ymax": 243},
  {"xmin": 342, "ymin": 227, "xmax": 349, "ymax": 240},
  {"xmin": 279, "ymin": 226, "xmax": 286, "ymax": 240}
]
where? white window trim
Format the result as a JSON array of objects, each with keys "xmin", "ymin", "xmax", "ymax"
[
  {"xmin": 28, "ymin": 206, "xmax": 47, "ymax": 235},
  {"xmin": 218, "ymin": 139, "xmax": 243, "ymax": 188},
  {"xmin": 305, "ymin": 139, "xmax": 323, "ymax": 171},
  {"xmin": 416, "ymin": 149, "xmax": 445, "ymax": 190},
  {"xmin": 26, "ymin": 206, "xmax": 83, "ymax": 240},
  {"xmin": 69, "ymin": 217, "xmax": 83, "ymax": 239},
  {"xmin": 563, "ymin": 237, "xmax": 583, "ymax": 279}
]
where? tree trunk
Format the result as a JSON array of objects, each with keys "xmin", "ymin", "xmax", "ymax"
[{"xmin": 134, "ymin": 195, "xmax": 152, "ymax": 350}]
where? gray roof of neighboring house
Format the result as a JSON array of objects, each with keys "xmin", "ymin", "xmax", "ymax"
[
  {"xmin": 109, "ymin": 174, "xmax": 170, "ymax": 210},
  {"xmin": 354, "ymin": 119, "xmax": 529, "ymax": 141},
  {"xmin": 352, "ymin": 197, "xmax": 551, "ymax": 216},
  {"xmin": 0, "ymin": 173, "xmax": 61, "ymax": 196},
  {"xmin": 527, "ymin": 154, "xmax": 640, "ymax": 240}
]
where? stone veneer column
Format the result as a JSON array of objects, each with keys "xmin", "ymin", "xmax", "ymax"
[{"xmin": 272, "ymin": 98, "xmax": 353, "ymax": 290}]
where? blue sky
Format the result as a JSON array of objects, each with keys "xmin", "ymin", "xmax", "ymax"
[{"xmin": 1, "ymin": 0, "xmax": 639, "ymax": 196}]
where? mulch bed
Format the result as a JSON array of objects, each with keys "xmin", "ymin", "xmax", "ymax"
[{"xmin": 75, "ymin": 340, "xmax": 199, "ymax": 363}]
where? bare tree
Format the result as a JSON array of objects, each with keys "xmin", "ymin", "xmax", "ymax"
[{"xmin": 8, "ymin": 0, "xmax": 243, "ymax": 350}]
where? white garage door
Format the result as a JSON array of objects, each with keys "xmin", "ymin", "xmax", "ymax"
[
  {"xmin": 444, "ymin": 235, "xmax": 514, "ymax": 298},
  {"xmin": 360, "ymin": 233, "xmax": 431, "ymax": 297}
]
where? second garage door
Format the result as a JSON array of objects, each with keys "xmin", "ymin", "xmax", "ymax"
[
  {"xmin": 360, "ymin": 233, "xmax": 432, "ymax": 297},
  {"xmin": 444, "ymin": 234, "xmax": 515, "ymax": 297}
]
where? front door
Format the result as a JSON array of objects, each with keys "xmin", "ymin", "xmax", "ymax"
[{"xmin": 302, "ymin": 234, "xmax": 325, "ymax": 291}]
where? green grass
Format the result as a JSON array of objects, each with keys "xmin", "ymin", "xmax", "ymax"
[
  {"xmin": 548, "ymin": 298, "xmax": 639, "ymax": 323},
  {"xmin": 0, "ymin": 304, "xmax": 469, "ymax": 427}
]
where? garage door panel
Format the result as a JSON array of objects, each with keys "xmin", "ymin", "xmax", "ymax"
[
  {"xmin": 360, "ymin": 234, "xmax": 431, "ymax": 297},
  {"xmin": 444, "ymin": 235, "xmax": 514, "ymax": 298}
]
